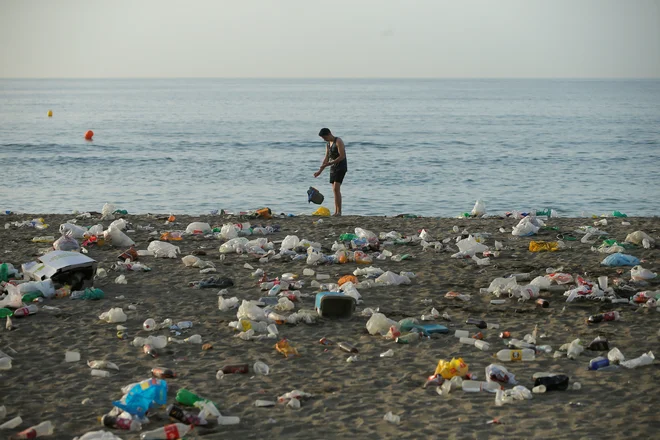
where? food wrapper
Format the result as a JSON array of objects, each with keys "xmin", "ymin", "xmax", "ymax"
[
  {"xmin": 275, "ymin": 338, "xmax": 299, "ymax": 358},
  {"xmin": 434, "ymin": 357, "xmax": 468, "ymax": 380},
  {"xmin": 338, "ymin": 275, "xmax": 358, "ymax": 286}
]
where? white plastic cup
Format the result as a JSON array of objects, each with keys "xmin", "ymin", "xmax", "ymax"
[
  {"xmin": 454, "ymin": 330, "xmax": 469, "ymax": 338},
  {"xmin": 65, "ymin": 351, "xmax": 81, "ymax": 363},
  {"xmin": 598, "ymin": 276, "xmax": 608, "ymax": 291},
  {"xmin": 91, "ymin": 369, "xmax": 110, "ymax": 377}
]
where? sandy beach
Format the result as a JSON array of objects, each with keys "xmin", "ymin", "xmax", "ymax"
[{"xmin": 0, "ymin": 212, "xmax": 658, "ymax": 440}]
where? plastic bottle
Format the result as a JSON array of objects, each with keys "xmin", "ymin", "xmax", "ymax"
[
  {"xmin": 185, "ymin": 335, "xmax": 202, "ymax": 344},
  {"xmin": 0, "ymin": 357, "xmax": 11, "ymax": 370},
  {"xmin": 459, "ymin": 337, "xmax": 476, "ymax": 346},
  {"xmin": 151, "ymin": 367, "xmax": 177, "ymax": 378},
  {"xmin": 474, "ymin": 340, "xmax": 490, "ymax": 351},
  {"xmin": 534, "ymin": 374, "xmax": 570, "ymax": 391},
  {"xmin": 338, "ymin": 342, "xmax": 359, "ymax": 354},
  {"xmin": 166, "ymin": 404, "xmax": 207, "ymax": 426},
  {"xmin": 0, "ymin": 308, "xmax": 13, "ymax": 318},
  {"xmin": 143, "ymin": 344, "xmax": 158, "ymax": 358},
  {"xmin": 462, "ymin": 380, "xmax": 500, "ymax": 393},
  {"xmin": 221, "ymin": 364, "xmax": 249, "ymax": 374},
  {"xmin": 13, "ymin": 304, "xmax": 38, "ymax": 318},
  {"xmin": 101, "ymin": 415, "xmax": 142, "ymax": 431},
  {"xmin": 567, "ymin": 339, "xmax": 584, "ymax": 359},
  {"xmin": 0, "ymin": 405, "xmax": 5, "ymax": 419},
  {"xmin": 70, "ymin": 288, "xmax": 104, "ymax": 300},
  {"xmin": 12, "ymin": 421, "xmax": 54, "ymax": 439},
  {"xmin": 532, "ymin": 385, "xmax": 546, "ymax": 393},
  {"xmin": 495, "ymin": 349, "xmax": 535, "ymax": 362},
  {"xmin": 642, "ymin": 238, "xmax": 651, "ymax": 249},
  {"xmin": 588, "ymin": 357, "xmax": 610, "ymax": 371},
  {"xmin": 587, "ymin": 311, "xmax": 620, "ymax": 324},
  {"xmin": 176, "ymin": 389, "xmax": 204, "ymax": 407},
  {"xmin": 140, "ymin": 423, "xmax": 192, "ymax": 440},
  {"xmin": 0, "ymin": 416, "xmax": 22, "ymax": 429},
  {"xmin": 91, "ymin": 369, "xmax": 110, "ymax": 377}
]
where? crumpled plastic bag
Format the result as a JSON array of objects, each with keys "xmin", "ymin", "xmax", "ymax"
[
  {"xmin": 512, "ymin": 216, "xmax": 543, "ymax": 236},
  {"xmin": 220, "ymin": 224, "xmax": 239, "ymax": 239},
  {"xmin": 112, "ymin": 378, "xmax": 167, "ymax": 417},
  {"xmin": 105, "ymin": 225, "xmax": 135, "ymax": 248},
  {"xmin": 185, "ymin": 222, "xmax": 212, "ymax": 234},
  {"xmin": 219, "ymin": 237, "xmax": 249, "ymax": 254},
  {"xmin": 60, "ymin": 223, "xmax": 87, "ymax": 239},
  {"xmin": 181, "ymin": 255, "xmax": 215, "ymax": 269},
  {"xmin": 237, "ymin": 300, "xmax": 267, "ymax": 321},
  {"xmin": 99, "ymin": 308, "xmax": 127, "ymax": 323},
  {"xmin": 73, "ymin": 431, "xmax": 124, "ymax": 440},
  {"xmin": 434, "ymin": 357, "xmax": 469, "ymax": 380},
  {"xmin": 340, "ymin": 282, "xmax": 362, "ymax": 302},
  {"xmin": 101, "ymin": 203, "xmax": 115, "ymax": 220},
  {"xmin": 355, "ymin": 227, "xmax": 378, "ymax": 243},
  {"xmin": 312, "ymin": 206, "xmax": 330, "ymax": 217},
  {"xmin": 338, "ymin": 275, "xmax": 358, "ymax": 286},
  {"xmin": 600, "ymin": 253, "xmax": 640, "ymax": 267},
  {"xmin": 630, "ymin": 265, "xmax": 657, "ymax": 281},
  {"xmin": 87, "ymin": 224, "xmax": 104, "ymax": 237},
  {"xmin": 471, "ymin": 199, "xmax": 486, "ymax": 217},
  {"xmin": 486, "ymin": 364, "xmax": 517, "ymax": 384},
  {"xmin": 0, "ymin": 285, "xmax": 23, "ymax": 308},
  {"xmin": 306, "ymin": 248, "xmax": 323, "ymax": 265},
  {"xmin": 147, "ymin": 240, "xmax": 180, "ymax": 258},
  {"xmin": 109, "ymin": 218, "xmax": 129, "ymax": 231},
  {"xmin": 53, "ymin": 234, "xmax": 80, "ymax": 251},
  {"xmin": 529, "ymin": 241, "xmax": 561, "ymax": 252},
  {"xmin": 487, "ymin": 277, "xmax": 518, "ymax": 295},
  {"xmin": 625, "ymin": 231, "xmax": 654, "ymax": 245},
  {"xmin": 274, "ymin": 297, "xmax": 295, "ymax": 312},
  {"xmin": 375, "ymin": 271, "xmax": 411, "ymax": 286},
  {"xmin": 281, "ymin": 235, "xmax": 300, "ymax": 251},
  {"xmin": 455, "ymin": 235, "xmax": 489, "ymax": 256},
  {"xmin": 218, "ymin": 296, "xmax": 240, "ymax": 312},
  {"xmin": 530, "ymin": 275, "xmax": 552, "ymax": 290},
  {"xmin": 366, "ymin": 312, "xmax": 398, "ymax": 335}
]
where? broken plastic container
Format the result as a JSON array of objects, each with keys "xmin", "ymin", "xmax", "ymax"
[{"xmin": 315, "ymin": 292, "xmax": 356, "ymax": 318}]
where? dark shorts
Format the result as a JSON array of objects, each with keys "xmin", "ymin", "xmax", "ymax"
[{"xmin": 330, "ymin": 168, "xmax": 347, "ymax": 184}]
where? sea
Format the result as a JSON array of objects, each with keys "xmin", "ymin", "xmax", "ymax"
[{"xmin": 1, "ymin": 78, "xmax": 659, "ymax": 217}]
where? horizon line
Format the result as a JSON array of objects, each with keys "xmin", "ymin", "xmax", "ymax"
[{"xmin": 1, "ymin": 76, "xmax": 659, "ymax": 81}]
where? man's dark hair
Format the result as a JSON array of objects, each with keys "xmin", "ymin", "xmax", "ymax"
[{"xmin": 318, "ymin": 128, "xmax": 331, "ymax": 136}]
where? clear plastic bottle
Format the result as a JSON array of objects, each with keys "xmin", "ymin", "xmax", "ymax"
[
  {"xmin": 0, "ymin": 416, "xmax": 22, "ymax": 429},
  {"xmin": 462, "ymin": 380, "xmax": 500, "ymax": 393},
  {"xmin": 459, "ymin": 337, "xmax": 476, "ymax": 346},
  {"xmin": 140, "ymin": 423, "xmax": 192, "ymax": 440},
  {"xmin": 12, "ymin": 304, "xmax": 38, "ymax": 317},
  {"xmin": 474, "ymin": 340, "xmax": 490, "ymax": 351},
  {"xmin": 13, "ymin": 421, "xmax": 54, "ymax": 439},
  {"xmin": 101, "ymin": 415, "xmax": 142, "ymax": 431},
  {"xmin": 91, "ymin": 369, "xmax": 110, "ymax": 377},
  {"xmin": 185, "ymin": 334, "xmax": 202, "ymax": 344}
]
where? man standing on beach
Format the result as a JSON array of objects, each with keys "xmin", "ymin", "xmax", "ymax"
[{"xmin": 314, "ymin": 128, "xmax": 348, "ymax": 216}]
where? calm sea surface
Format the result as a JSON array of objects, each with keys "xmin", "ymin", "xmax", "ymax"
[{"xmin": 1, "ymin": 79, "xmax": 658, "ymax": 216}]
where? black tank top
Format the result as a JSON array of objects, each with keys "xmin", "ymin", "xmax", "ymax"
[{"xmin": 328, "ymin": 138, "xmax": 348, "ymax": 171}]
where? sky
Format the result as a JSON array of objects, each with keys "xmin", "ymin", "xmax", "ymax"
[{"xmin": 0, "ymin": 0, "xmax": 658, "ymax": 78}]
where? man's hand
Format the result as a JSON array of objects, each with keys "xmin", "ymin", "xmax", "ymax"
[{"xmin": 313, "ymin": 170, "xmax": 322, "ymax": 178}]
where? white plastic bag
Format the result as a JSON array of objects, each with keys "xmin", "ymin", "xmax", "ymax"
[
  {"xmin": 99, "ymin": 308, "xmax": 127, "ymax": 323},
  {"xmin": 512, "ymin": 217, "xmax": 541, "ymax": 236},
  {"xmin": 366, "ymin": 312, "xmax": 398, "ymax": 335},
  {"xmin": 101, "ymin": 203, "xmax": 115, "ymax": 220},
  {"xmin": 625, "ymin": 231, "xmax": 654, "ymax": 245},
  {"xmin": 630, "ymin": 265, "xmax": 657, "ymax": 281},
  {"xmin": 53, "ymin": 234, "xmax": 80, "ymax": 251},
  {"xmin": 220, "ymin": 224, "xmax": 239, "ymax": 239},
  {"xmin": 487, "ymin": 277, "xmax": 518, "ymax": 295},
  {"xmin": 109, "ymin": 218, "xmax": 129, "ymax": 231},
  {"xmin": 236, "ymin": 300, "xmax": 267, "ymax": 321},
  {"xmin": 186, "ymin": 222, "xmax": 211, "ymax": 234},
  {"xmin": 87, "ymin": 224, "xmax": 104, "ymax": 236},
  {"xmin": 105, "ymin": 225, "xmax": 135, "ymax": 248},
  {"xmin": 219, "ymin": 237, "xmax": 249, "ymax": 254},
  {"xmin": 456, "ymin": 236, "xmax": 488, "ymax": 256},
  {"xmin": 147, "ymin": 241, "xmax": 180, "ymax": 258},
  {"xmin": 306, "ymin": 248, "xmax": 323, "ymax": 265},
  {"xmin": 375, "ymin": 271, "xmax": 411, "ymax": 286},
  {"xmin": 281, "ymin": 235, "xmax": 300, "ymax": 251},
  {"xmin": 59, "ymin": 223, "xmax": 87, "ymax": 239},
  {"xmin": 355, "ymin": 228, "xmax": 378, "ymax": 243},
  {"xmin": 218, "ymin": 296, "xmax": 240, "ymax": 312},
  {"xmin": 471, "ymin": 199, "xmax": 486, "ymax": 217},
  {"xmin": 530, "ymin": 276, "xmax": 552, "ymax": 290}
]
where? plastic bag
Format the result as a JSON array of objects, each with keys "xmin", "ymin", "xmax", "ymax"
[
  {"xmin": 375, "ymin": 271, "xmax": 411, "ymax": 286},
  {"xmin": 338, "ymin": 275, "xmax": 358, "ymax": 286},
  {"xmin": 219, "ymin": 237, "xmax": 249, "ymax": 254},
  {"xmin": 101, "ymin": 203, "xmax": 115, "ymax": 220},
  {"xmin": 355, "ymin": 227, "xmax": 378, "ymax": 243},
  {"xmin": 237, "ymin": 300, "xmax": 267, "ymax": 321},
  {"xmin": 59, "ymin": 223, "xmax": 87, "ymax": 239},
  {"xmin": 99, "ymin": 308, "xmax": 127, "ymax": 323},
  {"xmin": 112, "ymin": 378, "xmax": 168, "ymax": 417},
  {"xmin": 530, "ymin": 276, "xmax": 552, "ymax": 290},
  {"xmin": 600, "ymin": 253, "xmax": 640, "ymax": 267},
  {"xmin": 53, "ymin": 234, "xmax": 80, "ymax": 251},
  {"xmin": 87, "ymin": 224, "xmax": 104, "ymax": 236},
  {"xmin": 471, "ymin": 199, "xmax": 486, "ymax": 217},
  {"xmin": 434, "ymin": 358, "xmax": 469, "ymax": 380},
  {"xmin": 512, "ymin": 217, "xmax": 542, "ymax": 236},
  {"xmin": 181, "ymin": 255, "xmax": 214, "ymax": 269},
  {"xmin": 109, "ymin": 218, "xmax": 129, "ymax": 231},
  {"xmin": 306, "ymin": 248, "xmax": 323, "ymax": 265},
  {"xmin": 307, "ymin": 186, "xmax": 324, "ymax": 205},
  {"xmin": 630, "ymin": 265, "xmax": 657, "ymax": 281},
  {"xmin": 147, "ymin": 241, "xmax": 180, "ymax": 258},
  {"xmin": 281, "ymin": 235, "xmax": 300, "ymax": 251},
  {"xmin": 105, "ymin": 225, "xmax": 135, "ymax": 248},
  {"xmin": 312, "ymin": 206, "xmax": 330, "ymax": 217},
  {"xmin": 529, "ymin": 241, "xmax": 560, "ymax": 252},
  {"xmin": 486, "ymin": 364, "xmax": 517, "ymax": 384},
  {"xmin": 186, "ymin": 222, "xmax": 211, "ymax": 234},
  {"xmin": 487, "ymin": 277, "xmax": 518, "ymax": 295},
  {"xmin": 366, "ymin": 313, "xmax": 398, "ymax": 335},
  {"xmin": 218, "ymin": 296, "xmax": 239, "ymax": 312},
  {"xmin": 456, "ymin": 236, "xmax": 488, "ymax": 256},
  {"xmin": 220, "ymin": 224, "xmax": 239, "ymax": 239},
  {"xmin": 625, "ymin": 231, "xmax": 654, "ymax": 245}
]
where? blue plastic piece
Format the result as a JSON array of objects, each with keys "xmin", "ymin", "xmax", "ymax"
[
  {"xmin": 600, "ymin": 253, "xmax": 640, "ymax": 267},
  {"xmin": 112, "ymin": 378, "xmax": 168, "ymax": 417}
]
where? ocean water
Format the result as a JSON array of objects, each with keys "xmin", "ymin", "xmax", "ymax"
[{"xmin": 1, "ymin": 78, "xmax": 659, "ymax": 217}]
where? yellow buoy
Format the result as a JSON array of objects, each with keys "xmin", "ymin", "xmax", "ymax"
[{"xmin": 47, "ymin": 110, "xmax": 53, "ymax": 117}]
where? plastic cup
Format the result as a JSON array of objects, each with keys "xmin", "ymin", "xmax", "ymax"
[
  {"xmin": 65, "ymin": 351, "xmax": 81, "ymax": 362},
  {"xmin": 598, "ymin": 276, "xmax": 608, "ymax": 291}
]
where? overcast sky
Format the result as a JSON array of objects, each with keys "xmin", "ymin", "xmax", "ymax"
[{"xmin": 1, "ymin": 0, "xmax": 658, "ymax": 78}]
